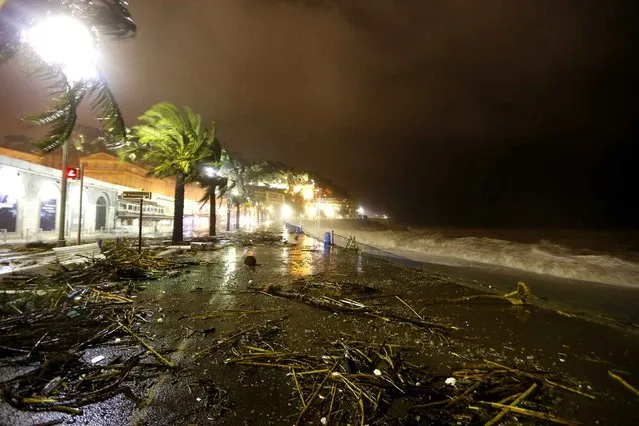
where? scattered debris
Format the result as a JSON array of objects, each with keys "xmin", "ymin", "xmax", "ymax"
[
  {"xmin": 220, "ymin": 336, "xmax": 591, "ymax": 425},
  {"xmin": 0, "ymin": 242, "xmax": 193, "ymax": 415},
  {"xmin": 445, "ymin": 281, "xmax": 531, "ymax": 305},
  {"xmin": 261, "ymin": 284, "xmax": 458, "ymax": 332},
  {"xmin": 345, "ymin": 236, "xmax": 360, "ymax": 252}
]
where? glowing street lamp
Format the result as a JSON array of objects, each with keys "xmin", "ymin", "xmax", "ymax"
[
  {"xmin": 25, "ymin": 15, "xmax": 99, "ymax": 83},
  {"xmin": 357, "ymin": 206, "xmax": 365, "ymax": 216},
  {"xmin": 25, "ymin": 15, "xmax": 99, "ymax": 246}
]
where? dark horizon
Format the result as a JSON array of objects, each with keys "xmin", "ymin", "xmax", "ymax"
[{"xmin": 1, "ymin": 0, "xmax": 638, "ymax": 228}]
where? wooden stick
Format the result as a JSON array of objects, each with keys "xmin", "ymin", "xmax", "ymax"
[
  {"xmin": 327, "ymin": 384, "xmax": 336, "ymax": 423},
  {"xmin": 193, "ymin": 316, "xmax": 287, "ymax": 360},
  {"xmin": 445, "ymin": 380, "xmax": 484, "ymax": 408},
  {"xmin": 232, "ymin": 361, "xmax": 306, "ymax": 369},
  {"xmin": 496, "ymin": 393, "xmax": 521, "ymax": 405},
  {"xmin": 50, "ymin": 406, "xmax": 83, "ymax": 415},
  {"xmin": 608, "ymin": 370, "xmax": 639, "ymax": 398},
  {"xmin": 297, "ymin": 369, "xmax": 329, "ymax": 375},
  {"xmin": 358, "ymin": 391, "xmax": 366, "ymax": 426},
  {"xmin": 395, "ymin": 295, "xmax": 423, "ymax": 320},
  {"xmin": 483, "ymin": 359, "xmax": 541, "ymax": 381},
  {"xmin": 291, "ymin": 369, "xmax": 306, "ymax": 408},
  {"xmin": 545, "ymin": 379, "xmax": 596, "ymax": 400},
  {"xmin": 93, "ymin": 288, "xmax": 133, "ymax": 303},
  {"xmin": 485, "ymin": 383, "xmax": 537, "ymax": 426},
  {"xmin": 189, "ymin": 308, "xmax": 282, "ymax": 320},
  {"xmin": 121, "ymin": 324, "xmax": 174, "ymax": 368},
  {"xmin": 295, "ymin": 362, "xmax": 337, "ymax": 426},
  {"xmin": 22, "ymin": 397, "xmax": 57, "ymax": 404},
  {"xmin": 411, "ymin": 379, "xmax": 485, "ymax": 409},
  {"xmin": 478, "ymin": 401, "xmax": 580, "ymax": 426},
  {"xmin": 445, "ymin": 294, "xmax": 506, "ymax": 303}
]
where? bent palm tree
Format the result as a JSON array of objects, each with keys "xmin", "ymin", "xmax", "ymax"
[
  {"xmin": 198, "ymin": 149, "xmax": 228, "ymax": 237},
  {"xmin": 217, "ymin": 154, "xmax": 253, "ymax": 231},
  {"xmin": 0, "ymin": 0, "xmax": 136, "ymax": 150},
  {"xmin": 123, "ymin": 102, "xmax": 217, "ymax": 243}
]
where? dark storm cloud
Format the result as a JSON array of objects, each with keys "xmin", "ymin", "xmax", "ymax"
[{"xmin": 1, "ymin": 0, "xmax": 637, "ymax": 225}]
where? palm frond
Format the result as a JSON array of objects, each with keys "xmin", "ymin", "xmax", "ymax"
[
  {"xmin": 26, "ymin": 82, "xmax": 86, "ymax": 152},
  {"xmin": 124, "ymin": 102, "xmax": 219, "ymax": 183},
  {"xmin": 87, "ymin": 74, "xmax": 127, "ymax": 148},
  {"xmin": 75, "ymin": 0, "xmax": 137, "ymax": 40}
]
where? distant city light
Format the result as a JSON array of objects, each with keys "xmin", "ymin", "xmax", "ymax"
[
  {"xmin": 25, "ymin": 15, "xmax": 99, "ymax": 82},
  {"xmin": 357, "ymin": 206, "xmax": 365, "ymax": 215},
  {"xmin": 322, "ymin": 205, "xmax": 336, "ymax": 218},
  {"xmin": 292, "ymin": 183, "xmax": 315, "ymax": 200},
  {"xmin": 280, "ymin": 204, "xmax": 293, "ymax": 220}
]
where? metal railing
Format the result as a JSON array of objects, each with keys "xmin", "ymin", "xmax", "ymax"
[{"xmin": 286, "ymin": 223, "xmax": 424, "ymax": 271}]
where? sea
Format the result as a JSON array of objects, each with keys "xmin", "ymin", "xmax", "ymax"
[{"xmin": 302, "ymin": 220, "xmax": 639, "ymax": 288}]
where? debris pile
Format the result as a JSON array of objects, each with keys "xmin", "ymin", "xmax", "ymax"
[
  {"xmin": 262, "ymin": 281, "xmax": 457, "ymax": 332},
  {"xmin": 0, "ymin": 242, "xmax": 194, "ymax": 415},
  {"xmin": 217, "ymin": 336, "xmax": 591, "ymax": 425},
  {"xmin": 233, "ymin": 230, "xmax": 285, "ymax": 246}
]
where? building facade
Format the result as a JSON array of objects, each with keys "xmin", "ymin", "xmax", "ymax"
[{"xmin": 0, "ymin": 148, "xmax": 211, "ymax": 241}]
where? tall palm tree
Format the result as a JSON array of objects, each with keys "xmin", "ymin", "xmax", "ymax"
[
  {"xmin": 123, "ymin": 102, "xmax": 218, "ymax": 243},
  {"xmin": 216, "ymin": 154, "xmax": 253, "ymax": 231},
  {"xmin": 0, "ymin": 0, "xmax": 136, "ymax": 151},
  {"xmin": 198, "ymin": 149, "xmax": 227, "ymax": 237}
]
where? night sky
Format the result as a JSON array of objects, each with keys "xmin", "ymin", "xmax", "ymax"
[{"xmin": 1, "ymin": 0, "xmax": 637, "ymax": 227}]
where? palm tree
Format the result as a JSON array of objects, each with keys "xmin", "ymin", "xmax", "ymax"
[
  {"xmin": 0, "ymin": 0, "xmax": 136, "ymax": 151},
  {"xmin": 198, "ymin": 150, "xmax": 227, "ymax": 237},
  {"xmin": 216, "ymin": 154, "xmax": 253, "ymax": 231},
  {"xmin": 123, "ymin": 102, "xmax": 218, "ymax": 243}
]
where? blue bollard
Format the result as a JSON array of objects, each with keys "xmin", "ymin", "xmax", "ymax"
[
  {"xmin": 116, "ymin": 237, "xmax": 121, "ymax": 244},
  {"xmin": 97, "ymin": 239, "xmax": 103, "ymax": 248},
  {"xmin": 324, "ymin": 232, "xmax": 331, "ymax": 246}
]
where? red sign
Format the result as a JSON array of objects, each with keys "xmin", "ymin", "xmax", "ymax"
[{"xmin": 65, "ymin": 167, "xmax": 80, "ymax": 179}]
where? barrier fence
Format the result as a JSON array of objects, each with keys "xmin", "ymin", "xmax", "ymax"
[{"xmin": 285, "ymin": 223, "xmax": 424, "ymax": 272}]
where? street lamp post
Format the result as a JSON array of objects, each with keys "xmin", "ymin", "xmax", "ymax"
[
  {"xmin": 201, "ymin": 166, "xmax": 223, "ymax": 237},
  {"xmin": 57, "ymin": 140, "xmax": 69, "ymax": 246},
  {"xmin": 25, "ymin": 15, "xmax": 99, "ymax": 246}
]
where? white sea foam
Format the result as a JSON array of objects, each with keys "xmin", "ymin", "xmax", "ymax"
[{"xmin": 304, "ymin": 224, "xmax": 639, "ymax": 286}]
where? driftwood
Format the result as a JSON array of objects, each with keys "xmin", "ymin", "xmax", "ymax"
[{"xmin": 262, "ymin": 285, "xmax": 458, "ymax": 332}]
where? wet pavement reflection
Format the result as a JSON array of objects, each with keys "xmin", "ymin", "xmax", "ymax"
[{"xmin": 3, "ymin": 231, "xmax": 639, "ymax": 425}]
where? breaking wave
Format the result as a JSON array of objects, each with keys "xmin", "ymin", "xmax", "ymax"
[{"xmin": 306, "ymin": 223, "xmax": 639, "ymax": 286}]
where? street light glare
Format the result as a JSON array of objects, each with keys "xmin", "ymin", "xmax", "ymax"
[
  {"xmin": 202, "ymin": 166, "xmax": 216, "ymax": 177},
  {"xmin": 281, "ymin": 204, "xmax": 293, "ymax": 220},
  {"xmin": 25, "ymin": 15, "xmax": 98, "ymax": 82}
]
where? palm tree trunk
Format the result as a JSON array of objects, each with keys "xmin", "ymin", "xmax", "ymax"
[
  {"xmin": 172, "ymin": 171, "xmax": 185, "ymax": 243},
  {"xmin": 209, "ymin": 184, "xmax": 216, "ymax": 237},
  {"xmin": 235, "ymin": 202, "xmax": 240, "ymax": 230},
  {"xmin": 226, "ymin": 198, "xmax": 231, "ymax": 231}
]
